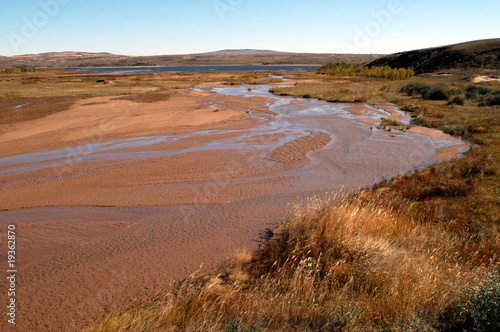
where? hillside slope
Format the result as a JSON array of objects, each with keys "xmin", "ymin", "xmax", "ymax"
[
  {"xmin": 368, "ymin": 38, "xmax": 500, "ymax": 73},
  {"xmin": 0, "ymin": 50, "xmax": 382, "ymax": 68}
]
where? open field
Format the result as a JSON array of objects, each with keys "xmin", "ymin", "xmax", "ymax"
[
  {"xmin": 0, "ymin": 69, "xmax": 498, "ymax": 331},
  {"xmin": 0, "ymin": 70, "xmax": 277, "ymax": 98}
]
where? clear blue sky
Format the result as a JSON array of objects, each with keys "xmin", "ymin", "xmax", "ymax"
[{"xmin": 0, "ymin": 0, "xmax": 498, "ymax": 56}]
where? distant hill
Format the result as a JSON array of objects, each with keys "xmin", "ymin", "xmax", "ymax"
[
  {"xmin": 0, "ymin": 50, "xmax": 382, "ymax": 69},
  {"xmin": 0, "ymin": 52, "xmax": 129, "ymax": 68},
  {"xmin": 367, "ymin": 38, "xmax": 500, "ymax": 73},
  {"xmin": 198, "ymin": 49, "xmax": 288, "ymax": 55}
]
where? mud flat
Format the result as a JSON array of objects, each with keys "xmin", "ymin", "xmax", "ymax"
[{"xmin": 0, "ymin": 84, "xmax": 467, "ymax": 330}]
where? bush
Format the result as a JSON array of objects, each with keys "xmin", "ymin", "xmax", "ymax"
[
  {"xmin": 401, "ymin": 83, "xmax": 431, "ymax": 96},
  {"xmin": 437, "ymin": 271, "xmax": 500, "ymax": 332},
  {"xmin": 403, "ymin": 84, "xmax": 499, "ymax": 106},
  {"xmin": 402, "ymin": 83, "xmax": 453, "ymax": 101},
  {"xmin": 411, "ymin": 117, "xmax": 432, "ymax": 127},
  {"xmin": 449, "ymin": 95, "xmax": 466, "ymax": 105},
  {"xmin": 225, "ymin": 319, "xmax": 264, "ymax": 332},
  {"xmin": 448, "ymin": 87, "xmax": 463, "ymax": 96},
  {"xmin": 486, "ymin": 90, "xmax": 500, "ymax": 106},
  {"xmin": 425, "ymin": 84, "xmax": 450, "ymax": 100},
  {"xmin": 465, "ymin": 85, "xmax": 493, "ymax": 100}
]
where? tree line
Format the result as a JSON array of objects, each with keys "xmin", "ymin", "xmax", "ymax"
[
  {"xmin": 317, "ymin": 62, "xmax": 415, "ymax": 80},
  {"xmin": 0, "ymin": 67, "xmax": 44, "ymax": 74}
]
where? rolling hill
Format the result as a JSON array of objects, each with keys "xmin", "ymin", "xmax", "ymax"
[
  {"xmin": 198, "ymin": 49, "xmax": 287, "ymax": 55},
  {"xmin": 367, "ymin": 38, "xmax": 500, "ymax": 73},
  {"xmin": 0, "ymin": 50, "xmax": 382, "ymax": 69}
]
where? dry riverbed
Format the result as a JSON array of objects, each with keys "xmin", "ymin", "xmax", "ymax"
[{"xmin": 0, "ymin": 83, "xmax": 467, "ymax": 330}]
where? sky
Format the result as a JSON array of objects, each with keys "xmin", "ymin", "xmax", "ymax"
[{"xmin": 0, "ymin": 0, "xmax": 499, "ymax": 56}]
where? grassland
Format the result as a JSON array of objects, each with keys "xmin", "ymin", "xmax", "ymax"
[
  {"xmin": 0, "ymin": 71, "xmax": 206, "ymax": 98},
  {"xmin": 0, "ymin": 70, "xmax": 294, "ymax": 99},
  {"xmin": 0, "ymin": 71, "xmax": 275, "ymax": 124},
  {"xmin": 89, "ymin": 71, "xmax": 500, "ymax": 331}
]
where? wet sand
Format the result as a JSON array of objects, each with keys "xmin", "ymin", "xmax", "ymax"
[{"xmin": 0, "ymin": 84, "xmax": 467, "ymax": 330}]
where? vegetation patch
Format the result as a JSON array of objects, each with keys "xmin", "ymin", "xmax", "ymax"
[
  {"xmin": 402, "ymin": 82, "xmax": 500, "ymax": 106},
  {"xmin": 93, "ymin": 188, "xmax": 498, "ymax": 331},
  {"xmin": 437, "ymin": 271, "xmax": 500, "ymax": 332},
  {"xmin": 317, "ymin": 62, "xmax": 415, "ymax": 80},
  {"xmin": 113, "ymin": 91, "xmax": 171, "ymax": 103},
  {"xmin": 0, "ymin": 67, "xmax": 46, "ymax": 74},
  {"xmin": 0, "ymin": 96, "xmax": 78, "ymax": 124}
]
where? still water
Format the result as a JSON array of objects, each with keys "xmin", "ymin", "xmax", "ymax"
[{"xmin": 64, "ymin": 65, "xmax": 319, "ymax": 74}]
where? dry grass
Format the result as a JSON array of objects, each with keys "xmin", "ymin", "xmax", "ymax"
[
  {"xmin": 0, "ymin": 71, "xmax": 266, "ymax": 99},
  {"xmin": 113, "ymin": 92, "xmax": 171, "ymax": 103},
  {"xmin": 0, "ymin": 96, "xmax": 78, "ymax": 125},
  {"xmin": 91, "ymin": 189, "xmax": 497, "ymax": 331},
  {"xmin": 270, "ymin": 81, "xmax": 385, "ymax": 104}
]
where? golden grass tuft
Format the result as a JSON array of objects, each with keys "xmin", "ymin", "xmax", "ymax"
[{"xmin": 92, "ymin": 189, "xmax": 496, "ymax": 331}]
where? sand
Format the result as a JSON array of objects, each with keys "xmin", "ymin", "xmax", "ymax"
[
  {"xmin": 0, "ymin": 84, "xmax": 466, "ymax": 330},
  {"xmin": 407, "ymin": 126, "xmax": 469, "ymax": 162},
  {"xmin": 431, "ymin": 144, "xmax": 471, "ymax": 162},
  {"xmin": 269, "ymin": 131, "xmax": 332, "ymax": 166},
  {"xmin": 375, "ymin": 104, "xmax": 407, "ymax": 122},
  {"xmin": 407, "ymin": 126, "xmax": 456, "ymax": 141},
  {"xmin": 0, "ymin": 90, "xmax": 272, "ymax": 157},
  {"xmin": 344, "ymin": 105, "xmax": 370, "ymax": 115},
  {"xmin": 471, "ymin": 75, "xmax": 500, "ymax": 83},
  {"xmin": 289, "ymin": 99, "xmax": 308, "ymax": 105}
]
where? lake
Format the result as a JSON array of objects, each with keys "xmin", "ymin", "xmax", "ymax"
[{"xmin": 64, "ymin": 65, "xmax": 319, "ymax": 73}]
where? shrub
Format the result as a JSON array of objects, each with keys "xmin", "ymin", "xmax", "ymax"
[
  {"xmin": 465, "ymin": 85, "xmax": 493, "ymax": 100},
  {"xmin": 486, "ymin": 90, "xmax": 500, "ymax": 106},
  {"xmin": 411, "ymin": 117, "xmax": 432, "ymax": 127},
  {"xmin": 404, "ymin": 83, "xmax": 499, "ymax": 106},
  {"xmin": 381, "ymin": 118, "xmax": 401, "ymax": 126},
  {"xmin": 448, "ymin": 87, "xmax": 463, "ymax": 96},
  {"xmin": 225, "ymin": 319, "xmax": 264, "ymax": 332},
  {"xmin": 449, "ymin": 95, "xmax": 466, "ymax": 105},
  {"xmin": 401, "ymin": 83, "xmax": 431, "ymax": 97},
  {"xmin": 437, "ymin": 270, "xmax": 500, "ymax": 332},
  {"xmin": 425, "ymin": 84, "xmax": 450, "ymax": 100}
]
